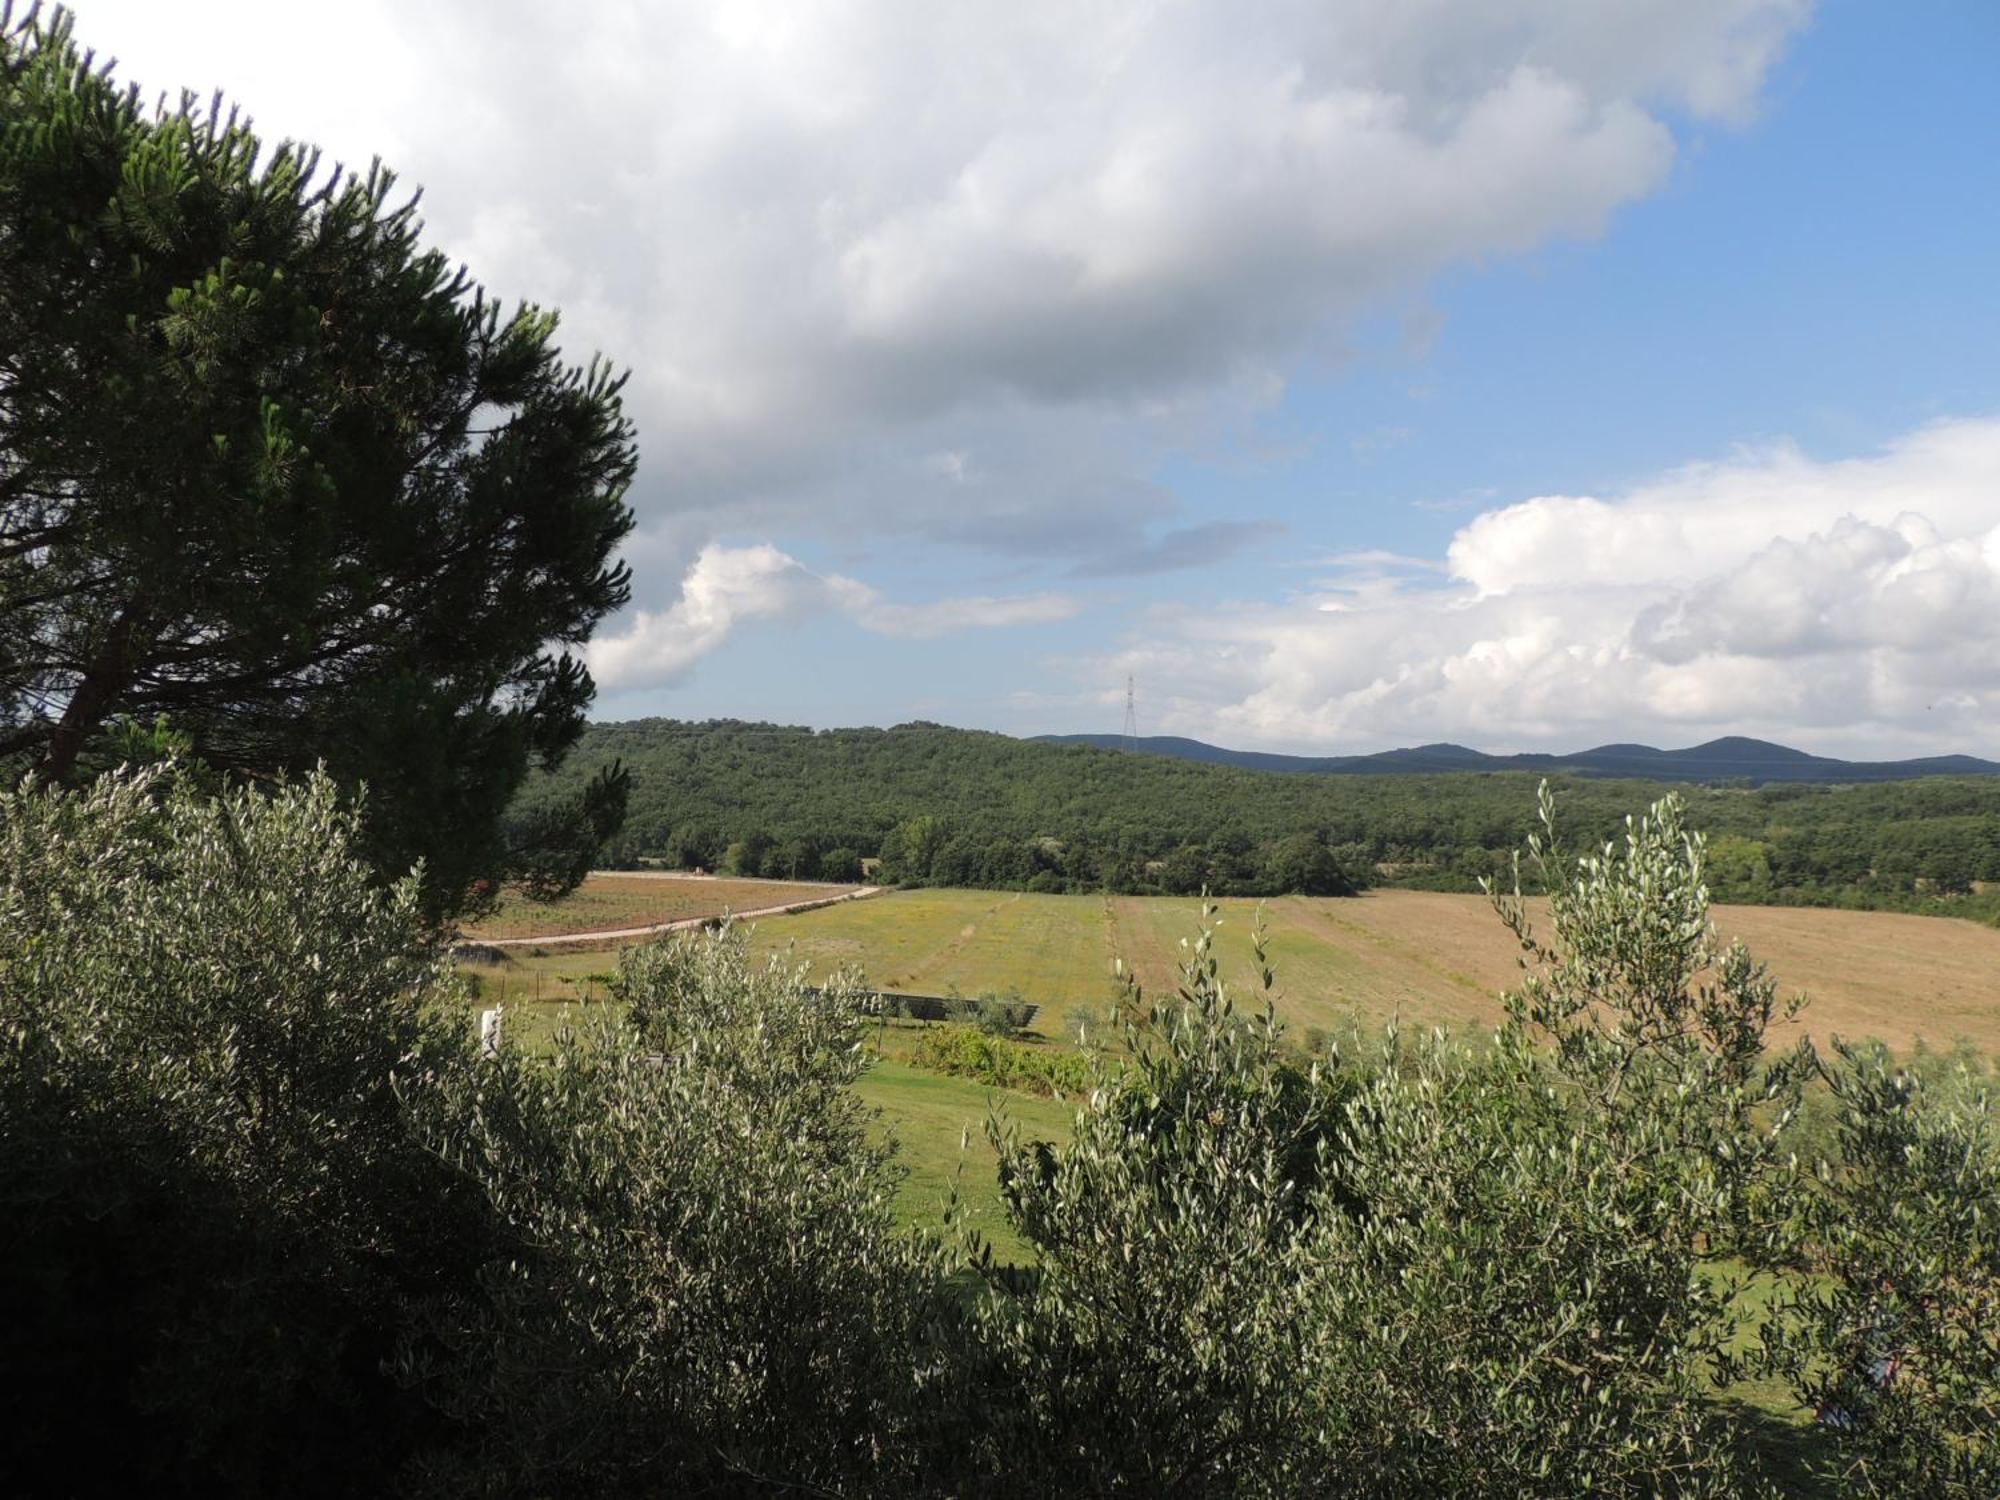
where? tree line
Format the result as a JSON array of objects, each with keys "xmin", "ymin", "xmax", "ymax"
[{"xmin": 516, "ymin": 717, "xmax": 2000, "ymax": 915}]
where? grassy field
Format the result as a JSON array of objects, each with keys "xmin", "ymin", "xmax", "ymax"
[
  {"xmin": 461, "ymin": 872, "xmax": 861, "ymax": 940},
  {"xmin": 447, "ymin": 879, "xmax": 1945, "ymax": 1476},
  {"xmin": 742, "ymin": 888, "xmax": 1123, "ymax": 1013},
  {"xmin": 857, "ymin": 1057, "xmax": 1076, "ymax": 1263},
  {"xmin": 744, "ymin": 887, "xmax": 2000, "ymax": 1057}
]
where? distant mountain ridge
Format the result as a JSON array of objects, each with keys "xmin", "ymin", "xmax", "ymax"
[{"xmin": 1033, "ymin": 732, "xmax": 2000, "ymax": 785}]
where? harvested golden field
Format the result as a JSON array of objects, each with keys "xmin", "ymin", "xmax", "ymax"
[
  {"xmin": 749, "ymin": 887, "xmax": 2000, "ymax": 1056},
  {"xmin": 461, "ymin": 871, "xmax": 863, "ymax": 940},
  {"xmin": 454, "ymin": 882, "xmax": 1999, "ymax": 1086}
]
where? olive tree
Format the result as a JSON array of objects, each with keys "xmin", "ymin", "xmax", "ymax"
[
  {"xmin": 1281, "ymin": 790, "xmax": 1812, "ymax": 1495},
  {"xmin": 975, "ymin": 917, "xmax": 1347, "ymax": 1493},
  {"xmin": 977, "ymin": 788, "xmax": 1815, "ymax": 1496},
  {"xmin": 0, "ymin": 766, "xmax": 481, "ymax": 1495},
  {"xmin": 1759, "ymin": 1046, "xmax": 1999, "ymax": 1497},
  {"xmin": 412, "ymin": 929, "xmax": 973, "ymax": 1496}
]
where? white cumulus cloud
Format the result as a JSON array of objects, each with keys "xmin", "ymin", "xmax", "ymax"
[
  {"xmin": 1104, "ymin": 417, "xmax": 2000, "ymax": 757},
  {"xmin": 586, "ymin": 544, "xmax": 1077, "ymax": 691}
]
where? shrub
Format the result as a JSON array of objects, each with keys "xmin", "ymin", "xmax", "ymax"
[
  {"xmin": 820, "ymin": 844, "xmax": 864, "ymax": 882},
  {"xmin": 411, "ymin": 930, "xmax": 974, "ymax": 1495},
  {"xmin": 1292, "ymin": 1032, "xmax": 1779, "ymax": 1495},
  {"xmin": 971, "ymin": 917, "xmax": 1351, "ymax": 1493},
  {"xmin": 956, "ymin": 992, "xmax": 1036, "ymax": 1037},
  {"xmin": 911, "ymin": 1024, "xmax": 1096, "ymax": 1097},
  {"xmin": 1758, "ymin": 1047, "xmax": 1999, "ymax": 1497},
  {"xmin": 14, "ymin": 765, "xmax": 1992, "ymax": 1497},
  {"xmin": 0, "ymin": 767, "xmax": 984, "ymax": 1496},
  {"xmin": 1282, "ymin": 788, "xmax": 1815, "ymax": 1495},
  {"xmin": 0, "ymin": 767, "xmax": 480, "ymax": 1496},
  {"xmin": 971, "ymin": 789, "xmax": 1815, "ymax": 1496}
]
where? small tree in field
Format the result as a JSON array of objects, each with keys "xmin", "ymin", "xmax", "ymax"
[{"xmin": 0, "ymin": 5, "xmax": 635, "ymax": 917}]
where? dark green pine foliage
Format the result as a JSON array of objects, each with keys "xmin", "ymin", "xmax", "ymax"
[{"xmin": 0, "ymin": 5, "xmax": 636, "ymax": 918}]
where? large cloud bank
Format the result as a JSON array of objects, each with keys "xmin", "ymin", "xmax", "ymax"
[
  {"xmin": 92, "ymin": 0, "xmax": 1952, "ymax": 748},
  {"xmin": 1114, "ymin": 419, "xmax": 2000, "ymax": 757},
  {"xmin": 77, "ymin": 0, "xmax": 1809, "ymax": 590}
]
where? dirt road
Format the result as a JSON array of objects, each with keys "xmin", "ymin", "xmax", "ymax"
[{"xmin": 477, "ymin": 884, "xmax": 885, "ymax": 949}]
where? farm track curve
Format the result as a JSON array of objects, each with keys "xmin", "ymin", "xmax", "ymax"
[{"xmin": 477, "ymin": 884, "xmax": 885, "ymax": 948}]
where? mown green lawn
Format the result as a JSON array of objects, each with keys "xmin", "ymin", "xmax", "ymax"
[
  {"xmin": 744, "ymin": 887, "xmax": 1127, "ymax": 1014},
  {"xmin": 857, "ymin": 1058, "xmax": 1076, "ymax": 1265}
]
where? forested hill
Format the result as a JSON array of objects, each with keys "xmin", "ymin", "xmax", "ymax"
[
  {"xmin": 513, "ymin": 719, "xmax": 2000, "ymax": 915},
  {"xmin": 1038, "ymin": 732, "xmax": 2000, "ymax": 784}
]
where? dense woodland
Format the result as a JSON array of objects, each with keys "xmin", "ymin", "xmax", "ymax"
[{"xmin": 516, "ymin": 718, "xmax": 2000, "ymax": 917}]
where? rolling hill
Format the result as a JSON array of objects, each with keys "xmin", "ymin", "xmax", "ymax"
[
  {"xmin": 510, "ymin": 719, "xmax": 2000, "ymax": 919},
  {"xmin": 1034, "ymin": 732, "xmax": 2000, "ymax": 784}
]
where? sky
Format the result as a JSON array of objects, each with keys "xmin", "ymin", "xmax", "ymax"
[{"xmin": 71, "ymin": 0, "xmax": 2000, "ymax": 757}]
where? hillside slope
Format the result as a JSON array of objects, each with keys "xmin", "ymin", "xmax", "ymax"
[
  {"xmin": 1037, "ymin": 732, "xmax": 2000, "ymax": 784},
  {"xmin": 510, "ymin": 719, "xmax": 2000, "ymax": 914}
]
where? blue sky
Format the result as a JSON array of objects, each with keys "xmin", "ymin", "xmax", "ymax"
[{"xmin": 80, "ymin": 1, "xmax": 2000, "ymax": 755}]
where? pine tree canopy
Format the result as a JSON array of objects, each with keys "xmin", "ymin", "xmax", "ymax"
[{"xmin": 0, "ymin": 4, "xmax": 638, "ymax": 918}]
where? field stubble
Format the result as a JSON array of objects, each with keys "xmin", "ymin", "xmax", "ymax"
[
  {"xmin": 753, "ymin": 886, "xmax": 2000, "ymax": 1057},
  {"xmin": 439, "ymin": 879, "xmax": 1987, "ymax": 1474},
  {"xmin": 455, "ymin": 882, "xmax": 2000, "ymax": 1058}
]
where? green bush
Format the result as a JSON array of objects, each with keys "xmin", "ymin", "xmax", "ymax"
[
  {"xmin": 911, "ymin": 1024, "xmax": 1096, "ymax": 1097},
  {"xmin": 972, "ymin": 917, "xmax": 1347, "ymax": 1492},
  {"xmin": 1758, "ymin": 1046, "xmax": 1999, "ymax": 1496},
  {"xmin": 0, "ymin": 768, "xmax": 481, "ymax": 1496},
  {"xmin": 10, "ymin": 762, "xmax": 1994, "ymax": 1498},
  {"xmin": 971, "ymin": 790, "xmax": 1817, "ymax": 1496},
  {"xmin": 1290, "ymin": 792, "xmax": 1816, "ymax": 1495},
  {"xmin": 955, "ymin": 992, "xmax": 1036, "ymax": 1037},
  {"xmin": 0, "ymin": 769, "xmax": 978, "ymax": 1497},
  {"xmin": 411, "ymin": 932, "xmax": 975, "ymax": 1495}
]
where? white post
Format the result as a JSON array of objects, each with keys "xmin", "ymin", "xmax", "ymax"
[{"xmin": 479, "ymin": 1007, "xmax": 503, "ymax": 1060}]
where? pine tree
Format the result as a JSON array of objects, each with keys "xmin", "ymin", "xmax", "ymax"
[{"xmin": 0, "ymin": 4, "xmax": 637, "ymax": 916}]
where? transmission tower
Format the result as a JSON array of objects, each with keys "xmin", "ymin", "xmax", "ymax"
[{"xmin": 1121, "ymin": 674, "xmax": 1138, "ymax": 751}]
